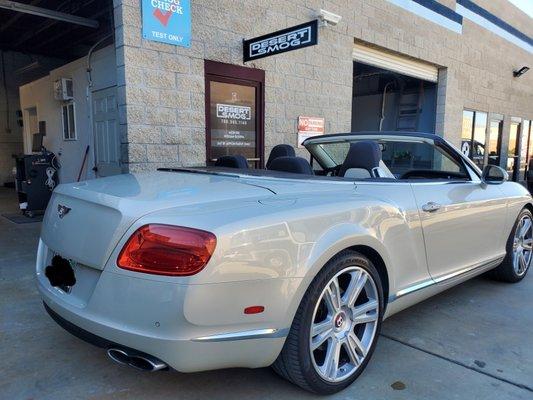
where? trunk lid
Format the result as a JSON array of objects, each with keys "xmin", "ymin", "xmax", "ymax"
[{"xmin": 41, "ymin": 171, "xmax": 273, "ymax": 270}]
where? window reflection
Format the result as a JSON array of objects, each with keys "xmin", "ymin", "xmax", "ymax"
[
  {"xmin": 488, "ymin": 118, "xmax": 503, "ymax": 165},
  {"xmin": 208, "ymin": 81, "xmax": 258, "ymax": 166},
  {"xmin": 461, "ymin": 110, "xmax": 487, "ymax": 168},
  {"xmin": 507, "ymin": 121, "xmax": 520, "ymax": 179}
]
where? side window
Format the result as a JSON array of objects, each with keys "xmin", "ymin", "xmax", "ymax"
[
  {"xmin": 381, "ymin": 140, "xmax": 469, "ymax": 180},
  {"xmin": 61, "ymin": 102, "xmax": 77, "ymax": 140}
]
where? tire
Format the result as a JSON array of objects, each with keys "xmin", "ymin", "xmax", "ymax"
[
  {"xmin": 272, "ymin": 250, "xmax": 384, "ymax": 394},
  {"xmin": 489, "ymin": 208, "xmax": 532, "ymax": 283}
]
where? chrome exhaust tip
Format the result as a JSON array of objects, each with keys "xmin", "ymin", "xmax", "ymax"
[{"xmin": 107, "ymin": 348, "xmax": 167, "ymax": 372}]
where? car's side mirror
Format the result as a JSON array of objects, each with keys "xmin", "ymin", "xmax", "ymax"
[{"xmin": 481, "ymin": 165, "xmax": 508, "ymax": 185}]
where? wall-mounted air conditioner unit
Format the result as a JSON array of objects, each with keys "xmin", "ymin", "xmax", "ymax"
[{"xmin": 53, "ymin": 78, "xmax": 74, "ymax": 101}]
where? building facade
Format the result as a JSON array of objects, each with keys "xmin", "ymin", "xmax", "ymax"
[
  {"xmin": 110, "ymin": 0, "xmax": 532, "ymax": 180},
  {"xmin": 4, "ymin": 0, "xmax": 532, "ymax": 185}
]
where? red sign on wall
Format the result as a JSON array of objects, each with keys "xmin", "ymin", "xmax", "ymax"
[{"xmin": 298, "ymin": 116, "xmax": 325, "ymax": 148}]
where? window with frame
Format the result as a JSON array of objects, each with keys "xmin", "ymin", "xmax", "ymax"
[
  {"xmin": 61, "ymin": 102, "xmax": 76, "ymax": 140},
  {"xmin": 488, "ymin": 115, "xmax": 503, "ymax": 165},
  {"xmin": 461, "ymin": 109, "xmax": 487, "ymax": 168}
]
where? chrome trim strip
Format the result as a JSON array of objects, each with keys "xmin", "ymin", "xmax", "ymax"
[
  {"xmin": 433, "ymin": 257, "xmax": 503, "ymax": 283},
  {"xmin": 192, "ymin": 328, "xmax": 289, "ymax": 342},
  {"xmin": 391, "ymin": 279, "xmax": 435, "ymax": 301},
  {"xmin": 389, "ymin": 256, "xmax": 504, "ymax": 303}
]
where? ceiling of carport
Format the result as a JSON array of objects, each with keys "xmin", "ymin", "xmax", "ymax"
[{"xmin": 0, "ymin": 0, "xmax": 114, "ymax": 61}]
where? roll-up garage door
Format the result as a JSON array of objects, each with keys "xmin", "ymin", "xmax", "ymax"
[{"xmin": 353, "ymin": 43, "xmax": 439, "ymax": 82}]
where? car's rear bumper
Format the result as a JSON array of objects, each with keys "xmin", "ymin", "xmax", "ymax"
[
  {"xmin": 43, "ymin": 301, "xmax": 286, "ymax": 372},
  {"xmin": 36, "ymin": 240, "xmax": 294, "ymax": 372}
]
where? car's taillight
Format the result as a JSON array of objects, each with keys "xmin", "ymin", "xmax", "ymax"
[{"xmin": 117, "ymin": 224, "xmax": 216, "ymax": 276}]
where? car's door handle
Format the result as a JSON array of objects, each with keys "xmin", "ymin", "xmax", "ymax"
[{"xmin": 422, "ymin": 202, "xmax": 441, "ymax": 212}]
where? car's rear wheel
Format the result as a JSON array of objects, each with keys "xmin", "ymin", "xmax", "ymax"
[
  {"xmin": 272, "ymin": 250, "xmax": 383, "ymax": 394},
  {"xmin": 490, "ymin": 208, "xmax": 532, "ymax": 283}
]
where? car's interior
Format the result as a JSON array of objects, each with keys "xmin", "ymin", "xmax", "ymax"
[{"xmin": 207, "ymin": 136, "xmax": 472, "ymax": 182}]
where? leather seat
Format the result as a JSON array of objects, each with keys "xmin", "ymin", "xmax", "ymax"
[
  {"xmin": 214, "ymin": 155, "xmax": 249, "ymax": 169},
  {"xmin": 266, "ymin": 144, "xmax": 295, "ymax": 169},
  {"xmin": 339, "ymin": 141, "xmax": 383, "ymax": 178},
  {"xmin": 268, "ymin": 156, "xmax": 314, "ymax": 175}
]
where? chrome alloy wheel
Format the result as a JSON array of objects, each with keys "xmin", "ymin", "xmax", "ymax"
[
  {"xmin": 513, "ymin": 215, "xmax": 533, "ymax": 276},
  {"xmin": 309, "ymin": 267, "xmax": 379, "ymax": 382}
]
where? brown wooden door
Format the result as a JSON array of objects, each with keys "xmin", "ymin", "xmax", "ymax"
[{"xmin": 205, "ymin": 61, "xmax": 265, "ymax": 168}]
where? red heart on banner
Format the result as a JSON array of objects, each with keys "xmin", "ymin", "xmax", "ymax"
[{"xmin": 153, "ymin": 8, "xmax": 173, "ymax": 26}]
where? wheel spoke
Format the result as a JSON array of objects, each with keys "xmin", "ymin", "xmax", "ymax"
[
  {"xmin": 324, "ymin": 278, "xmax": 342, "ymax": 312},
  {"xmin": 513, "ymin": 250, "xmax": 521, "ymax": 272},
  {"xmin": 519, "ymin": 253, "xmax": 527, "ymax": 273},
  {"xmin": 343, "ymin": 270, "xmax": 367, "ymax": 307},
  {"xmin": 351, "ymin": 299, "xmax": 378, "ymax": 324},
  {"xmin": 347, "ymin": 331, "xmax": 367, "ymax": 358},
  {"xmin": 311, "ymin": 319, "xmax": 333, "ymax": 350},
  {"xmin": 520, "ymin": 218, "xmax": 532, "ymax": 237},
  {"xmin": 523, "ymin": 238, "xmax": 533, "ymax": 250},
  {"xmin": 321, "ymin": 338, "xmax": 341, "ymax": 379},
  {"xmin": 341, "ymin": 337, "xmax": 359, "ymax": 367}
]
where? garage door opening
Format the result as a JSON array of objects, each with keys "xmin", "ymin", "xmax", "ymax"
[
  {"xmin": 0, "ymin": 0, "xmax": 116, "ymax": 218},
  {"xmin": 352, "ymin": 43, "xmax": 439, "ymax": 134}
]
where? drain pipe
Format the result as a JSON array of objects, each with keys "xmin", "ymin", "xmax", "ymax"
[
  {"xmin": 85, "ymin": 33, "xmax": 113, "ymax": 178},
  {"xmin": 379, "ymin": 81, "xmax": 394, "ymax": 131}
]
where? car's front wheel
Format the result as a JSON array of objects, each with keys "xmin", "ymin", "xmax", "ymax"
[
  {"xmin": 272, "ymin": 250, "xmax": 383, "ymax": 394},
  {"xmin": 490, "ymin": 208, "xmax": 532, "ymax": 283}
]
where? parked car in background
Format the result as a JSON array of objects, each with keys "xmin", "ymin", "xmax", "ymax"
[{"xmin": 37, "ymin": 132, "xmax": 532, "ymax": 394}]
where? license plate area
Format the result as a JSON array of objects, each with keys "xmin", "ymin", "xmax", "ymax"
[
  {"xmin": 43, "ymin": 250, "xmax": 102, "ymax": 308},
  {"xmin": 45, "ymin": 255, "xmax": 76, "ymax": 293}
]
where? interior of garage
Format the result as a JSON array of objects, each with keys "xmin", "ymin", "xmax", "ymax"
[
  {"xmin": 351, "ymin": 43, "xmax": 439, "ymax": 135},
  {"xmin": 352, "ymin": 62, "xmax": 437, "ymax": 134},
  {"xmin": 0, "ymin": 0, "xmax": 116, "ymax": 218}
]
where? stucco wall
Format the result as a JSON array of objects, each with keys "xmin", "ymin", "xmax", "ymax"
[
  {"xmin": 19, "ymin": 46, "xmax": 117, "ymax": 183},
  {"xmin": 113, "ymin": 0, "xmax": 533, "ymax": 172}
]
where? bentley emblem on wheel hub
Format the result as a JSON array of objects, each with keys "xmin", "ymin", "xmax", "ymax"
[{"xmin": 334, "ymin": 312, "xmax": 346, "ymax": 329}]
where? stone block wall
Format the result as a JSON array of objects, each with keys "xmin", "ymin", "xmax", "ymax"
[{"xmin": 112, "ymin": 0, "xmax": 533, "ymax": 172}]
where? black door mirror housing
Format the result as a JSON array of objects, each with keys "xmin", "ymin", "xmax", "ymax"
[{"xmin": 481, "ymin": 165, "xmax": 508, "ymax": 185}]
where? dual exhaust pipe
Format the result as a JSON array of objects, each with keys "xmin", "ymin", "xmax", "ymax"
[{"xmin": 107, "ymin": 348, "xmax": 167, "ymax": 372}]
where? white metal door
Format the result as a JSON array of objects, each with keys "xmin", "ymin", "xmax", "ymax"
[
  {"xmin": 93, "ymin": 86, "xmax": 121, "ymax": 177},
  {"xmin": 353, "ymin": 42, "xmax": 439, "ymax": 82}
]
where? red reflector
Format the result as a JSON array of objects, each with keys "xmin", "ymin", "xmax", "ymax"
[
  {"xmin": 244, "ymin": 306, "xmax": 265, "ymax": 314},
  {"xmin": 117, "ymin": 224, "xmax": 216, "ymax": 276}
]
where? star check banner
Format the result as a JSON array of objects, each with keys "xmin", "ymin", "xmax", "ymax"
[{"xmin": 141, "ymin": 0, "xmax": 191, "ymax": 47}]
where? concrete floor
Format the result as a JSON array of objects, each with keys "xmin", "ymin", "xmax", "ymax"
[{"xmin": 0, "ymin": 185, "xmax": 532, "ymax": 400}]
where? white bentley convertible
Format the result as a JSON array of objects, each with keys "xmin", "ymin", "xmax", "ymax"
[{"xmin": 37, "ymin": 132, "xmax": 531, "ymax": 394}]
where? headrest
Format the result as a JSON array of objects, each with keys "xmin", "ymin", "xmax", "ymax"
[
  {"xmin": 214, "ymin": 155, "xmax": 249, "ymax": 169},
  {"xmin": 266, "ymin": 144, "xmax": 296, "ymax": 168},
  {"xmin": 339, "ymin": 141, "xmax": 381, "ymax": 177},
  {"xmin": 268, "ymin": 156, "xmax": 314, "ymax": 175}
]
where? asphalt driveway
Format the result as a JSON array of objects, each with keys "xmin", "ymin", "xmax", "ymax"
[{"xmin": 0, "ymin": 186, "xmax": 531, "ymax": 399}]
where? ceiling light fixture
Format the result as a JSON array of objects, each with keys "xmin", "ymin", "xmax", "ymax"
[{"xmin": 513, "ymin": 66, "xmax": 530, "ymax": 77}]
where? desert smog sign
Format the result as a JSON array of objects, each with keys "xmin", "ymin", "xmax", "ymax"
[
  {"xmin": 243, "ymin": 20, "xmax": 318, "ymax": 62},
  {"xmin": 298, "ymin": 116, "xmax": 325, "ymax": 148},
  {"xmin": 142, "ymin": 0, "xmax": 191, "ymax": 47}
]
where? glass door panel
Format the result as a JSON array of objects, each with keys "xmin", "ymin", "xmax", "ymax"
[
  {"xmin": 523, "ymin": 120, "xmax": 532, "ymax": 181},
  {"xmin": 508, "ymin": 121, "xmax": 520, "ymax": 180},
  {"xmin": 208, "ymin": 81, "xmax": 258, "ymax": 166},
  {"xmin": 488, "ymin": 118, "xmax": 503, "ymax": 166}
]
